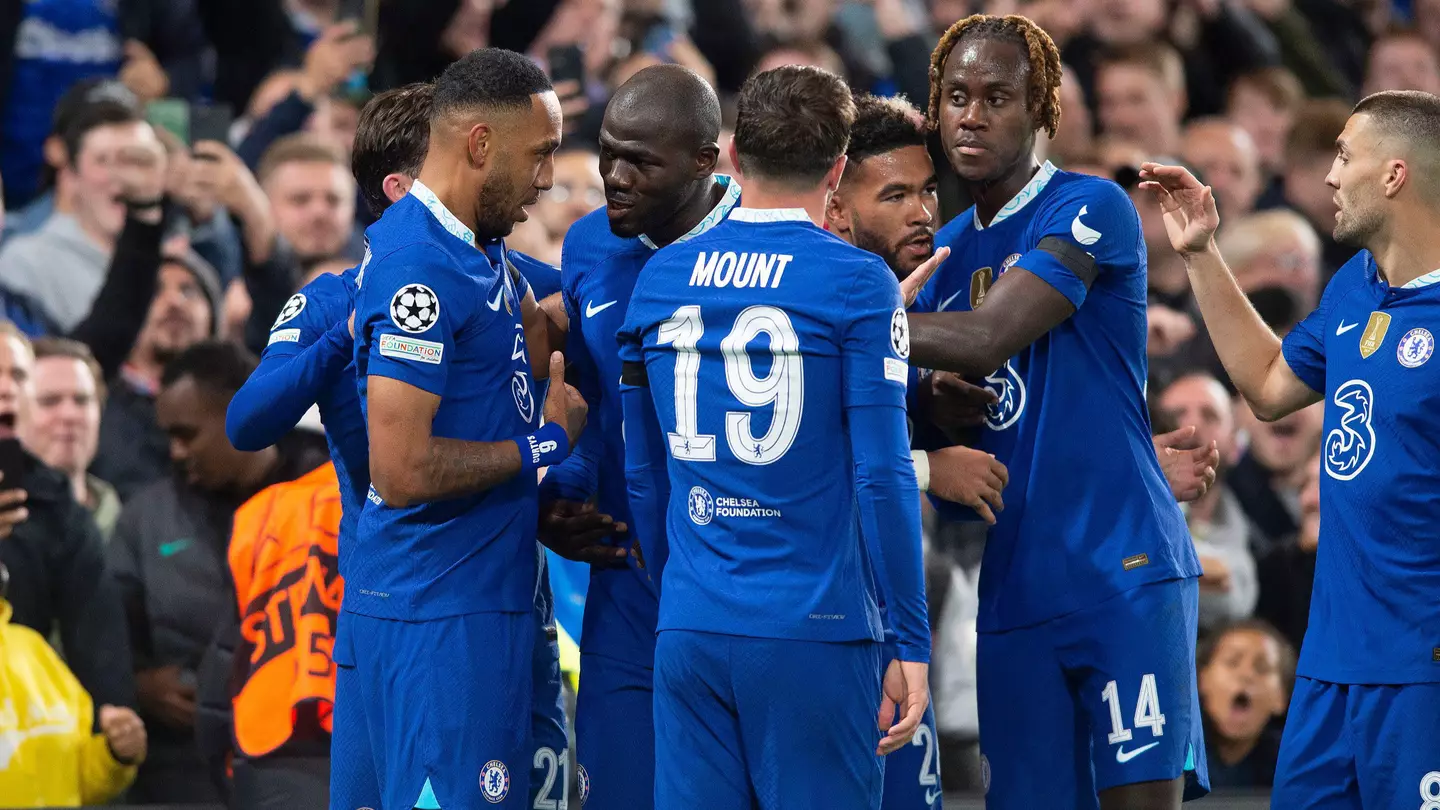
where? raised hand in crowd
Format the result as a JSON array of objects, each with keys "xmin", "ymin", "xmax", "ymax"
[
  {"xmin": 1147, "ymin": 303, "xmax": 1198, "ymax": 357},
  {"xmin": 191, "ymin": 141, "xmax": 276, "ymax": 262},
  {"xmin": 99, "ymin": 704, "xmax": 148, "ymax": 764},
  {"xmin": 296, "ymin": 22, "xmax": 376, "ymax": 103},
  {"xmin": 114, "ymin": 138, "xmax": 170, "ymax": 225},
  {"xmin": 119, "ymin": 40, "xmax": 169, "ymax": 105}
]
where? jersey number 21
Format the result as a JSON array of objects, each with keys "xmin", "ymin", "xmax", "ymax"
[{"xmin": 658, "ymin": 304, "xmax": 802, "ymax": 465}]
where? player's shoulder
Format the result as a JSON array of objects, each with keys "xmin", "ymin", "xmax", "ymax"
[
  {"xmin": 1041, "ymin": 170, "xmax": 1134, "ymax": 219},
  {"xmin": 562, "ymin": 207, "xmax": 647, "ymax": 286},
  {"xmin": 507, "ymin": 249, "xmax": 561, "ymax": 299},
  {"xmin": 935, "ymin": 207, "xmax": 976, "ymax": 247}
]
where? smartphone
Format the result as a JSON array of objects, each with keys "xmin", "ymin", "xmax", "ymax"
[
  {"xmin": 145, "ymin": 99, "xmax": 189, "ymax": 145},
  {"xmin": 188, "ymin": 103, "xmax": 234, "ymax": 147},
  {"xmin": 0, "ymin": 438, "xmax": 28, "ymax": 496},
  {"xmin": 547, "ymin": 45, "xmax": 586, "ymax": 88}
]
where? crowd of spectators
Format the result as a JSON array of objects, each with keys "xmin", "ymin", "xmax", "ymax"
[{"xmin": 0, "ymin": 0, "xmax": 1434, "ymax": 804}]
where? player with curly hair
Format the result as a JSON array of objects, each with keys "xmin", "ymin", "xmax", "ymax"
[{"xmin": 904, "ymin": 15, "xmax": 1211, "ymax": 809}]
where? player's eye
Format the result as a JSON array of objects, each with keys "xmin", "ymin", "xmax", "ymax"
[
  {"xmin": 988, "ymin": 95, "xmax": 1007, "ymax": 106},
  {"xmin": 884, "ymin": 193, "xmax": 904, "ymax": 203}
]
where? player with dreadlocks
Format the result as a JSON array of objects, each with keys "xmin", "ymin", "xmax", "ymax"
[{"xmin": 903, "ymin": 15, "xmax": 1210, "ymax": 809}]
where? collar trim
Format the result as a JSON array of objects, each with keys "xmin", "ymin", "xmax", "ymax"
[
  {"xmin": 640, "ymin": 175, "xmax": 742, "ymax": 249},
  {"xmin": 974, "ymin": 161, "xmax": 1057, "ymax": 231},
  {"xmin": 410, "ymin": 180, "xmax": 475, "ymax": 246}
]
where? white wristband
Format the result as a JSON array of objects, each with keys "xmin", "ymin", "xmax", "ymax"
[{"xmin": 911, "ymin": 449, "xmax": 930, "ymax": 493}]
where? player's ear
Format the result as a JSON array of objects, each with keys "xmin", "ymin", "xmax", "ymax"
[
  {"xmin": 1382, "ymin": 158, "xmax": 1408, "ymax": 199},
  {"xmin": 824, "ymin": 155, "xmax": 848, "ymax": 195},
  {"xmin": 467, "ymin": 123, "xmax": 493, "ymax": 169},
  {"xmin": 694, "ymin": 143, "xmax": 719, "ymax": 179},
  {"xmin": 825, "ymin": 191, "xmax": 851, "ymax": 236},
  {"xmin": 727, "ymin": 139, "xmax": 741, "ymax": 178},
  {"xmin": 382, "ymin": 173, "xmax": 414, "ymax": 206}
]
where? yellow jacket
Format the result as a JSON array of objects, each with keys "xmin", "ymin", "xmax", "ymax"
[{"xmin": 0, "ymin": 599, "xmax": 137, "ymax": 806}]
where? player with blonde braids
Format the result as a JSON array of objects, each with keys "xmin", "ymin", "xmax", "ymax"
[{"xmin": 904, "ymin": 14, "xmax": 1212, "ymax": 810}]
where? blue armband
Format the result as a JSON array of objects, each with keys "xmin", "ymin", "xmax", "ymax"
[{"xmin": 515, "ymin": 422, "xmax": 570, "ymax": 472}]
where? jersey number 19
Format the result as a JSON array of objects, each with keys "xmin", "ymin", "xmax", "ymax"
[{"xmin": 658, "ymin": 304, "xmax": 803, "ymax": 465}]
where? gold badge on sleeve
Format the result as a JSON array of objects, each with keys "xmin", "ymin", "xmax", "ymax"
[
  {"xmin": 970, "ymin": 267, "xmax": 993, "ymax": 309},
  {"xmin": 1359, "ymin": 311, "xmax": 1391, "ymax": 359}
]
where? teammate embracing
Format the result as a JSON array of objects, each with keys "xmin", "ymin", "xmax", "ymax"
[
  {"xmin": 904, "ymin": 15, "xmax": 1208, "ymax": 808},
  {"xmin": 1143, "ymin": 90, "xmax": 1440, "ymax": 810}
]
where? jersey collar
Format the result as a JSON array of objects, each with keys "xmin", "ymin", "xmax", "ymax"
[
  {"xmin": 409, "ymin": 179, "xmax": 476, "ymax": 246},
  {"xmin": 1402, "ymin": 269, "xmax": 1440, "ymax": 289},
  {"xmin": 974, "ymin": 161, "xmax": 1057, "ymax": 231},
  {"xmin": 639, "ymin": 174, "xmax": 742, "ymax": 250},
  {"xmin": 728, "ymin": 207, "xmax": 811, "ymax": 224}
]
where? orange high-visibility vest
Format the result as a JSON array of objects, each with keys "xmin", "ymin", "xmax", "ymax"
[{"xmin": 228, "ymin": 462, "xmax": 343, "ymax": 758}]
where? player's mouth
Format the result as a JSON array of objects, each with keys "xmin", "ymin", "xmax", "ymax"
[
  {"xmin": 606, "ymin": 195, "xmax": 637, "ymax": 214},
  {"xmin": 953, "ymin": 137, "xmax": 988, "ymax": 156},
  {"xmin": 0, "ymin": 411, "xmax": 15, "ymax": 440},
  {"xmin": 901, "ymin": 234, "xmax": 933, "ymax": 257}
]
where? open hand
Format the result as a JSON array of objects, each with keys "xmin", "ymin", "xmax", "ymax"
[
  {"xmin": 1138, "ymin": 163, "xmax": 1220, "ymax": 256},
  {"xmin": 900, "ymin": 246, "xmax": 948, "ymax": 308},
  {"xmin": 877, "ymin": 659, "xmax": 930, "ymax": 754},
  {"xmin": 1154, "ymin": 425, "xmax": 1219, "ymax": 502},
  {"xmin": 538, "ymin": 499, "xmax": 629, "ymax": 565}
]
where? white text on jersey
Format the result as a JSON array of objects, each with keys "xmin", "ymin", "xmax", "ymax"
[{"xmin": 689, "ymin": 252, "xmax": 793, "ymax": 289}]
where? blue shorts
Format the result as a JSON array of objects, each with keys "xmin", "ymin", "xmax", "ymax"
[
  {"xmin": 531, "ymin": 554, "xmax": 569, "ymax": 810},
  {"xmin": 331, "ymin": 611, "xmax": 534, "ymax": 809},
  {"xmin": 575, "ymin": 652, "xmax": 653, "ymax": 810},
  {"xmin": 654, "ymin": 629, "xmax": 883, "ymax": 810},
  {"xmin": 883, "ymin": 700, "xmax": 943, "ymax": 809},
  {"xmin": 1272, "ymin": 677, "xmax": 1440, "ymax": 809},
  {"xmin": 976, "ymin": 577, "xmax": 1208, "ymax": 808},
  {"xmin": 329, "ymin": 611, "xmax": 381, "ymax": 810}
]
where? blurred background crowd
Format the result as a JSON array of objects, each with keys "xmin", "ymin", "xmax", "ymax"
[{"xmin": 1, "ymin": 0, "xmax": 1430, "ymax": 805}]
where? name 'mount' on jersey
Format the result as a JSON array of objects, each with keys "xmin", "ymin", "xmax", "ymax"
[{"xmin": 618, "ymin": 207, "xmax": 910, "ymax": 644}]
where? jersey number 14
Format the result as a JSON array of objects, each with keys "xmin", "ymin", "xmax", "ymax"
[{"xmin": 658, "ymin": 304, "xmax": 802, "ymax": 465}]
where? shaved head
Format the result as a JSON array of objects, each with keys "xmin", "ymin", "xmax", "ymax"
[
  {"xmin": 1351, "ymin": 90, "xmax": 1440, "ymax": 207},
  {"xmin": 607, "ymin": 64, "xmax": 721, "ymax": 152}
]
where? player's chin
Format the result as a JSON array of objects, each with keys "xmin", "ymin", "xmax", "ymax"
[{"xmin": 606, "ymin": 207, "xmax": 644, "ymax": 238}]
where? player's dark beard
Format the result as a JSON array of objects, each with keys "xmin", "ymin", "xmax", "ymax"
[
  {"xmin": 474, "ymin": 171, "xmax": 522, "ymax": 242},
  {"xmin": 851, "ymin": 217, "xmax": 908, "ymax": 279}
]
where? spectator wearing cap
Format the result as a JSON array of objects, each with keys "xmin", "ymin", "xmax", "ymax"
[
  {"xmin": 0, "ymin": 320, "xmax": 134, "ymax": 712},
  {"xmin": 0, "ymin": 2, "xmax": 205, "ymax": 210},
  {"xmin": 108, "ymin": 340, "xmax": 327, "ymax": 804},
  {"xmin": 91, "ymin": 249, "xmax": 221, "ymax": 502},
  {"xmin": 24, "ymin": 338, "xmax": 119, "ymax": 539},
  {"xmin": 0, "ymin": 102, "xmax": 167, "ymax": 331}
]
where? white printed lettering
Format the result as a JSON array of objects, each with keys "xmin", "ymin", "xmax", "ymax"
[
  {"xmin": 714, "ymin": 252, "xmax": 737, "ymax": 287},
  {"xmin": 689, "ymin": 252, "xmax": 719, "ymax": 286}
]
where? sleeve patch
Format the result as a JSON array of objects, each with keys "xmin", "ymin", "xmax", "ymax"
[
  {"xmin": 890, "ymin": 307, "xmax": 910, "ymax": 359},
  {"xmin": 268, "ymin": 328, "xmax": 301, "ymax": 346},
  {"xmin": 1037, "ymin": 235, "xmax": 1099, "ymax": 288},
  {"xmin": 885, "ymin": 357, "xmax": 908, "ymax": 384},
  {"xmin": 378, "ymin": 333, "xmax": 444, "ymax": 364},
  {"xmin": 272, "ymin": 293, "xmax": 307, "ymax": 328},
  {"xmin": 389, "ymin": 284, "xmax": 441, "ymax": 333}
]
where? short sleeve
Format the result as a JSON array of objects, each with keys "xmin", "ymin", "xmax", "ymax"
[
  {"xmin": 1281, "ymin": 251, "xmax": 1368, "ymax": 393},
  {"xmin": 1016, "ymin": 179, "xmax": 1141, "ymax": 309},
  {"xmin": 841, "ymin": 258, "xmax": 910, "ymax": 409},
  {"xmin": 356, "ymin": 245, "xmax": 468, "ymax": 396}
]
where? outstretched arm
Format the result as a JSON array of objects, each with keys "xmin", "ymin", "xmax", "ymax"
[{"xmin": 227, "ymin": 318, "xmax": 351, "ymax": 450}]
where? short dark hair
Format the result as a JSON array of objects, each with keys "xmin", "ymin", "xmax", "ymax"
[
  {"xmin": 734, "ymin": 65, "xmax": 855, "ymax": 186},
  {"xmin": 432, "ymin": 47, "xmax": 553, "ymax": 120},
  {"xmin": 161, "ymin": 340, "xmax": 258, "ymax": 399},
  {"xmin": 847, "ymin": 94, "xmax": 927, "ymax": 164},
  {"xmin": 353, "ymin": 83, "xmax": 435, "ymax": 218},
  {"xmin": 31, "ymin": 337, "xmax": 107, "ymax": 405},
  {"xmin": 61, "ymin": 101, "xmax": 143, "ymax": 168},
  {"xmin": 257, "ymin": 133, "xmax": 350, "ymax": 185},
  {"xmin": 1353, "ymin": 90, "xmax": 1440, "ymax": 204}
]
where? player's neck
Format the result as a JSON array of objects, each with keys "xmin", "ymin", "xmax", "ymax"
[
  {"xmin": 647, "ymin": 178, "xmax": 725, "ymax": 248},
  {"xmin": 1371, "ymin": 206, "xmax": 1440, "ymax": 288},
  {"xmin": 735, "ymin": 177, "xmax": 830, "ymax": 228},
  {"xmin": 415, "ymin": 160, "xmax": 480, "ymax": 237},
  {"xmin": 969, "ymin": 158, "xmax": 1041, "ymax": 228}
]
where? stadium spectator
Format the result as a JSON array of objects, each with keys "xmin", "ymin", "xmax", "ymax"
[
  {"xmin": 1158, "ymin": 373, "xmax": 1260, "ymax": 629},
  {"xmin": 25, "ymin": 338, "xmax": 118, "ymax": 539},
  {"xmin": 92, "ymin": 249, "xmax": 221, "ymax": 501},
  {"xmin": 257, "ymin": 134, "xmax": 358, "ymax": 265},
  {"xmin": 108, "ymin": 339, "xmax": 326, "ymax": 803},
  {"xmin": 1230, "ymin": 401, "xmax": 1322, "ymax": 554},
  {"xmin": 1280, "ymin": 99, "xmax": 1354, "ymax": 279},
  {"xmin": 536, "ymin": 147, "xmax": 604, "ymax": 246},
  {"xmin": 0, "ymin": 320, "xmax": 134, "ymax": 711},
  {"xmin": 1182, "ymin": 117, "xmax": 1264, "ymax": 220},
  {"xmin": 1361, "ymin": 29, "xmax": 1440, "ymax": 96},
  {"xmin": 1094, "ymin": 43, "xmax": 1188, "ymax": 157},
  {"xmin": 0, "ymin": 103, "xmax": 165, "ymax": 330},
  {"xmin": 0, "ymin": 562, "xmax": 147, "ymax": 807},
  {"xmin": 1197, "ymin": 619, "xmax": 1294, "ymax": 790},
  {"xmin": 1215, "ymin": 209, "xmax": 1322, "ymax": 312},
  {"xmin": 1224, "ymin": 67, "xmax": 1303, "ymax": 179},
  {"xmin": 1048, "ymin": 66, "xmax": 1093, "ymax": 167},
  {"xmin": 1255, "ymin": 450, "xmax": 1320, "ymax": 654}
]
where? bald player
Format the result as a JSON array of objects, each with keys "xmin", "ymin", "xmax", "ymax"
[
  {"xmin": 540, "ymin": 64, "xmax": 741, "ymax": 810},
  {"xmin": 1143, "ymin": 90, "xmax": 1440, "ymax": 810}
]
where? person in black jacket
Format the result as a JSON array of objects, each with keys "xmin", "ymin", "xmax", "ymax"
[{"xmin": 0, "ymin": 319, "xmax": 134, "ymax": 712}]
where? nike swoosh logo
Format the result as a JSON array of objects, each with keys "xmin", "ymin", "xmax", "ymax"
[
  {"xmin": 159, "ymin": 538, "xmax": 193, "ymax": 558},
  {"xmin": 486, "ymin": 287, "xmax": 504, "ymax": 311},
  {"xmin": 938, "ymin": 290, "xmax": 964, "ymax": 311},
  {"xmin": 1336, "ymin": 321, "xmax": 1359, "ymax": 335},
  {"xmin": 586, "ymin": 300, "xmax": 618, "ymax": 318},
  {"xmin": 924, "ymin": 787, "xmax": 943, "ymax": 806},
  {"xmin": 1115, "ymin": 741, "xmax": 1160, "ymax": 763}
]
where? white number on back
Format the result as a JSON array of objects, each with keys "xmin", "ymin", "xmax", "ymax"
[
  {"xmin": 658, "ymin": 304, "xmax": 804, "ymax": 465},
  {"xmin": 532, "ymin": 746, "xmax": 568, "ymax": 810},
  {"xmin": 1102, "ymin": 674, "xmax": 1166, "ymax": 744}
]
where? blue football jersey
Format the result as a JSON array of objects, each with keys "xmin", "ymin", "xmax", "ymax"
[
  {"xmin": 1281, "ymin": 252, "xmax": 1440, "ymax": 685},
  {"xmin": 913, "ymin": 162, "xmax": 1199, "ymax": 633},
  {"xmin": 349, "ymin": 182, "xmax": 539, "ymax": 620},
  {"xmin": 619, "ymin": 207, "xmax": 924, "ymax": 645},
  {"xmin": 261, "ymin": 268, "xmax": 368, "ymax": 546},
  {"xmin": 544, "ymin": 176, "xmax": 742, "ymax": 664}
]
